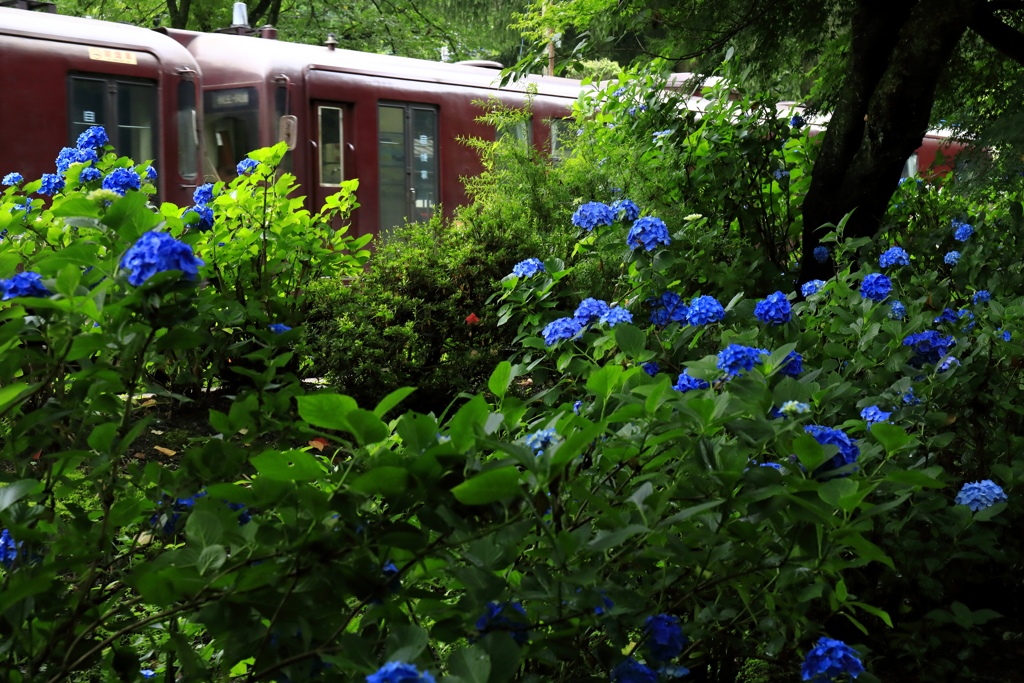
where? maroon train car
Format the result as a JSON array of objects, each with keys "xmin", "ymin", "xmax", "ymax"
[
  {"xmin": 0, "ymin": 7, "xmax": 203, "ymax": 206},
  {"xmin": 160, "ymin": 27, "xmax": 581, "ymax": 240}
]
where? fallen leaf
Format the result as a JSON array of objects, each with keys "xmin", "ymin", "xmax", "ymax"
[
  {"xmin": 308, "ymin": 439, "xmax": 325, "ymax": 452},
  {"xmin": 238, "ymin": 428, "xmax": 249, "ymax": 435},
  {"xmin": 154, "ymin": 446, "xmax": 177, "ymax": 456},
  {"xmin": 134, "ymin": 452, "xmax": 146, "ymax": 459},
  {"xmin": 150, "ymin": 430, "xmax": 164, "ymax": 435}
]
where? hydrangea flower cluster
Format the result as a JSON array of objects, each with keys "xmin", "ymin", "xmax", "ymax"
[
  {"xmin": 236, "ymin": 158, "xmax": 260, "ymax": 175},
  {"xmin": 649, "ymin": 291, "xmax": 688, "ymax": 326},
  {"xmin": 801, "ymin": 280, "xmax": 826, "ymax": 296},
  {"xmin": 804, "ymin": 425, "xmax": 860, "ymax": 476},
  {"xmin": 611, "ymin": 199, "xmax": 640, "ymax": 222},
  {"xmin": 0, "ymin": 528, "xmax": 22, "ymax": 568},
  {"xmin": 933, "ymin": 308, "xmax": 960, "ymax": 324},
  {"xmin": 575, "ymin": 298, "xmax": 610, "ymax": 325},
  {"xmin": 541, "ymin": 317, "xmax": 583, "ymax": 345},
  {"xmin": 717, "ymin": 344, "xmax": 768, "ymax": 376},
  {"xmin": 944, "ymin": 251, "xmax": 961, "ymax": 265},
  {"xmin": 955, "ymin": 480, "xmax": 1008, "ymax": 512},
  {"xmin": 150, "ymin": 491, "xmax": 208, "ymax": 534},
  {"xmin": 601, "ymin": 307, "xmax": 633, "ymax": 326},
  {"xmin": 642, "ymin": 362, "xmax": 660, "ymax": 377},
  {"xmin": 902, "ymin": 387, "xmax": 921, "ymax": 405},
  {"xmin": 611, "ymin": 658, "xmax": 657, "ymax": 683},
  {"xmin": 79, "ymin": 167, "xmax": 103, "ymax": 183},
  {"xmin": 475, "ymin": 602, "xmax": 529, "ymax": 645},
  {"xmin": 860, "ymin": 273, "xmax": 891, "ymax": 301},
  {"xmin": 2, "ymin": 172, "xmax": 23, "ymax": 185},
  {"xmin": 0, "ymin": 272, "xmax": 50, "ymax": 300},
  {"xmin": 38, "ymin": 173, "xmax": 64, "ymax": 196},
  {"xmin": 102, "ymin": 168, "xmax": 141, "ymax": 196},
  {"xmin": 673, "ymin": 370, "xmax": 709, "ymax": 393},
  {"xmin": 801, "ymin": 637, "xmax": 865, "ymax": 682},
  {"xmin": 643, "ymin": 614, "xmax": 687, "ymax": 661},
  {"xmin": 572, "ymin": 201, "xmax": 616, "ymax": 230},
  {"xmin": 813, "ymin": 246, "xmax": 829, "ymax": 263},
  {"xmin": 653, "ymin": 129, "xmax": 672, "ymax": 140},
  {"xmin": 790, "ymin": 114, "xmax": 805, "ymax": 129},
  {"xmin": 754, "ymin": 291, "xmax": 792, "ymax": 325},
  {"xmin": 194, "ymin": 183, "xmax": 216, "ymax": 206},
  {"xmin": 860, "ymin": 406, "xmax": 892, "ymax": 425},
  {"xmin": 879, "ymin": 246, "xmax": 910, "ymax": 268},
  {"xmin": 183, "ymin": 205, "xmax": 215, "ymax": 231},
  {"xmin": 627, "ymin": 216, "xmax": 671, "ymax": 251},
  {"xmin": 56, "ymin": 146, "xmax": 99, "ymax": 174},
  {"xmin": 974, "ymin": 290, "xmax": 990, "ymax": 304},
  {"xmin": 268, "ymin": 324, "xmax": 292, "ymax": 334},
  {"xmin": 120, "ymin": 231, "xmax": 205, "ymax": 286},
  {"xmin": 902, "ymin": 331, "xmax": 955, "ymax": 366},
  {"xmin": 525, "ymin": 427, "xmax": 558, "ymax": 454},
  {"xmin": 953, "ymin": 220, "xmax": 974, "ymax": 241},
  {"xmin": 780, "ymin": 351, "xmax": 803, "ymax": 377},
  {"xmin": 686, "ymin": 295, "xmax": 725, "ymax": 325},
  {"xmin": 367, "ymin": 662, "xmax": 437, "ymax": 683},
  {"xmin": 889, "ymin": 300, "xmax": 907, "ymax": 319},
  {"xmin": 781, "ymin": 401, "xmax": 810, "ymax": 417},
  {"xmin": 938, "ymin": 356, "xmax": 960, "ymax": 372},
  {"xmin": 76, "ymin": 125, "xmax": 109, "ymax": 149},
  {"xmin": 512, "ymin": 258, "xmax": 545, "ymax": 278}
]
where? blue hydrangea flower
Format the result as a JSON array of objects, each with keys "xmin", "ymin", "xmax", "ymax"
[
  {"xmin": 790, "ymin": 114, "xmax": 805, "ymax": 129},
  {"xmin": 512, "ymin": 258, "xmax": 544, "ymax": 278},
  {"xmin": 754, "ymin": 291, "xmax": 792, "ymax": 325},
  {"xmin": 860, "ymin": 406, "xmax": 892, "ymax": 425},
  {"xmin": 642, "ymin": 362, "xmax": 659, "ymax": 377},
  {"xmin": 974, "ymin": 290, "xmax": 990, "ymax": 304},
  {"xmin": 717, "ymin": 344, "xmax": 768, "ymax": 376},
  {"xmin": 953, "ymin": 221, "xmax": 974, "ymax": 241},
  {"xmin": 144, "ymin": 166, "xmax": 157, "ymax": 181},
  {"xmin": 236, "ymin": 158, "xmax": 260, "ymax": 175},
  {"xmin": 781, "ymin": 401, "xmax": 810, "ymax": 417},
  {"xmin": 902, "ymin": 387, "xmax": 921, "ymax": 405},
  {"xmin": 541, "ymin": 317, "xmax": 583, "ymax": 345},
  {"xmin": 627, "ymin": 216, "xmax": 671, "ymax": 251},
  {"xmin": 0, "ymin": 272, "xmax": 50, "ymax": 300},
  {"xmin": 2, "ymin": 172, "xmax": 23, "ymax": 185},
  {"xmin": 475, "ymin": 602, "xmax": 529, "ymax": 645},
  {"xmin": 813, "ymin": 246, "xmax": 829, "ymax": 263},
  {"xmin": 611, "ymin": 199, "xmax": 640, "ymax": 222},
  {"xmin": 683, "ymin": 295, "xmax": 723, "ymax": 325},
  {"xmin": 601, "ymin": 307, "xmax": 633, "ymax": 326},
  {"xmin": 183, "ymin": 205, "xmax": 214, "ymax": 231},
  {"xmin": 56, "ymin": 146, "xmax": 99, "ymax": 174},
  {"xmin": 902, "ymin": 331, "xmax": 955, "ymax": 366},
  {"xmin": 79, "ymin": 167, "xmax": 103, "ymax": 183},
  {"xmin": 571, "ymin": 202, "xmax": 616, "ymax": 230},
  {"xmin": 120, "ymin": 231, "xmax": 205, "ymax": 286},
  {"xmin": 938, "ymin": 356, "xmax": 959, "ymax": 372},
  {"xmin": 268, "ymin": 324, "xmax": 292, "ymax": 334},
  {"xmin": 194, "ymin": 183, "xmax": 215, "ymax": 206},
  {"xmin": 643, "ymin": 614, "xmax": 686, "ymax": 662},
  {"xmin": 140, "ymin": 670, "xmax": 156, "ymax": 679},
  {"xmin": 38, "ymin": 173, "xmax": 64, "ymax": 196},
  {"xmin": 955, "ymin": 480, "xmax": 1008, "ymax": 512},
  {"xmin": 860, "ymin": 273, "xmax": 891, "ymax": 302},
  {"xmin": 944, "ymin": 251, "xmax": 961, "ymax": 265},
  {"xmin": 525, "ymin": 428, "xmax": 558, "ymax": 455},
  {"xmin": 0, "ymin": 529, "xmax": 22, "ymax": 568},
  {"xmin": 102, "ymin": 168, "xmax": 141, "ymax": 196},
  {"xmin": 150, "ymin": 491, "xmax": 208, "ymax": 534},
  {"xmin": 612, "ymin": 87, "xmax": 627, "ymax": 97},
  {"xmin": 652, "ymin": 129, "xmax": 672, "ymax": 140},
  {"xmin": 611, "ymin": 658, "xmax": 657, "ymax": 683},
  {"xmin": 801, "ymin": 637, "xmax": 865, "ymax": 682},
  {"xmin": 226, "ymin": 502, "xmax": 251, "ymax": 525},
  {"xmin": 761, "ymin": 461, "xmax": 784, "ymax": 470},
  {"xmin": 801, "ymin": 280, "xmax": 826, "ymax": 296},
  {"xmin": 575, "ymin": 298, "xmax": 610, "ymax": 325},
  {"xmin": 879, "ymin": 246, "xmax": 910, "ymax": 268},
  {"xmin": 780, "ymin": 351, "xmax": 803, "ymax": 377},
  {"xmin": 76, "ymin": 125, "xmax": 109, "ymax": 149},
  {"xmin": 773, "ymin": 169, "xmax": 790, "ymax": 180},
  {"xmin": 649, "ymin": 291, "xmax": 688, "ymax": 326},
  {"xmin": 804, "ymin": 425, "xmax": 860, "ymax": 477},
  {"xmin": 998, "ymin": 328, "xmax": 1012, "ymax": 341},
  {"xmin": 593, "ymin": 591, "xmax": 614, "ymax": 615},
  {"xmin": 573, "ymin": 400, "xmax": 583, "ymax": 415},
  {"xmin": 673, "ymin": 370, "xmax": 710, "ymax": 393},
  {"xmin": 367, "ymin": 661, "xmax": 437, "ymax": 683},
  {"xmin": 889, "ymin": 301, "xmax": 907, "ymax": 319},
  {"xmin": 933, "ymin": 308, "xmax": 959, "ymax": 324}
]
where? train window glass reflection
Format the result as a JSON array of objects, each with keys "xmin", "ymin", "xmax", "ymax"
[
  {"xmin": 116, "ymin": 81, "xmax": 156, "ymax": 165},
  {"xmin": 901, "ymin": 153, "xmax": 918, "ymax": 179},
  {"xmin": 69, "ymin": 77, "xmax": 106, "ymax": 142},
  {"xmin": 319, "ymin": 106, "xmax": 343, "ymax": 186},
  {"xmin": 411, "ymin": 107, "xmax": 437, "ymax": 223},
  {"xmin": 497, "ymin": 117, "xmax": 532, "ymax": 146},
  {"xmin": 177, "ymin": 81, "xmax": 199, "ymax": 180},
  {"xmin": 203, "ymin": 87, "xmax": 259, "ymax": 182},
  {"xmin": 378, "ymin": 104, "xmax": 407, "ymax": 236},
  {"xmin": 378, "ymin": 103, "xmax": 438, "ymax": 236}
]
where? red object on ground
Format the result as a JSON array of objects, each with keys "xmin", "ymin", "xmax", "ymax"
[{"xmin": 465, "ymin": 313, "xmax": 480, "ymax": 325}]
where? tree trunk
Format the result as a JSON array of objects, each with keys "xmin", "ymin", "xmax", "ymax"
[
  {"xmin": 165, "ymin": 0, "xmax": 192, "ymax": 29},
  {"xmin": 798, "ymin": 0, "xmax": 976, "ymax": 284}
]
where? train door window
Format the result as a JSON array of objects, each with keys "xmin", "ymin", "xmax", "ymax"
[
  {"xmin": 901, "ymin": 153, "xmax": 918, "ymax": 179},
  {"xmin": 69, "ymin": 75, "xmax": 156, "ymax": 164},
  {"xmin": 177, "ymin": 81, "xmax": 199, "ymax": 180},
  {"xmin": 378, "ymin": 103, "xmax": 438, "ymax": 235},
  {"xmin": 549, "ymin": 118, "xmax": 571, "ymax": 160},
  {"xmin": 319, "ymin": 106, "xmax": 343, "ymax": 186},
  {"xmin": 497, "ymin": 118, "xmax": 532, "ymax": 146},
  {"xmin": 203, "ymin": 87, "xmax": 260, "ymax": 182}
]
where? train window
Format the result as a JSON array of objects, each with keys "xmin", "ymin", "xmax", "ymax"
[
  {"xmin": 901, "ymin": 153, "xmax": 918, "ymax": 179},
  {"xmin": 275, "ymin": 85, "xmax": 293, "ymax": 173},
  {"xmin": 203, "ymin": 87, "xmax": 260, "ymax": 182},
  {"xmin": 319, "ymin": 107, "xmax": 343, "ymax": 186},
  {"xmin": 177, "ymin": 82, "xmax": 199, "ymax": 180},
  {"xmin": 497, "ymin": 118, "xmax": 532, "ymax": 146},
  {"xmin": 378, "ymin": 103, "xmax": 439, "ymax": 235},
  {"xmin": 549, "ymin": 118, "xmax": 572, "ymax": 159},
  {"xmin": 69, "ymin": 75, "xmax": 158, "ymax": 172}
]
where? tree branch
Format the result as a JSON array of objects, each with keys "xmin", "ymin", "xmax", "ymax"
[{"xmin": 970, "ymin": 8, "xmax": 1024, "ymax": 65}]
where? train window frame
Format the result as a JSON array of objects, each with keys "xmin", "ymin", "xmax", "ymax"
[
  {"xmin": 377, "ymin": 101, "xmax": 439, "ymax": 235},
  {"xmin": 496, "ymin": 116, "xmax": 533, "ymax": 146},
  {"xmin": 176, "ymin": 80, "xmax": 199, "ymax": 180},
  {"xmin": 202, "ymin": 86, "xmax": 260, "ymax": 182},
  {"xmin": 318, "ymin": 106, "xmax": 344, "ymax": 187},
  {"xmin": 67, "ymin": 73, "xmax": 158, "ymax": 168}
]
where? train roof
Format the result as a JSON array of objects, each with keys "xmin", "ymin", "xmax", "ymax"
[
  {"xmin": 161, "ymin": 28, "xmax": 584, "ymax": 101},
  {"xmin": 0, "ymin": 7, "xmax": 201, "ymax": 68}
]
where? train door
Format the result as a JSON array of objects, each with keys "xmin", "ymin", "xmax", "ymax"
[
  {"xmin": 311, "ymin": 101, "xmax": 352, "ymax": 224},
  {"xmin": 68, "ymin": 74, "xmax": 157, "ymax": 166},
  {"xmin": 377, "ymin": 102, "xmax": 438, "ymax": 236}
]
